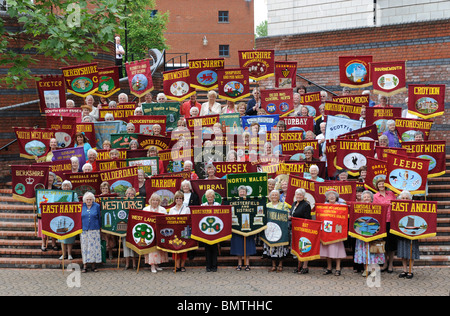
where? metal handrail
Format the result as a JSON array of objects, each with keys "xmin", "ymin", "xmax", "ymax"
[{"xmin": 296, "ymin": 73, "xmax": 338, "ymax": 96}]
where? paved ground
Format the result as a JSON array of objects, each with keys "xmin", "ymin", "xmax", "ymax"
[{"xmin": 0, "ymin": 265, "xmax": 448, "ymax": 299}]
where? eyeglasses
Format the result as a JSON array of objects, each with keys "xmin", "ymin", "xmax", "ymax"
[{"xmin": 175, "ymin": 197, "xmax": 183, "ymax": 200}]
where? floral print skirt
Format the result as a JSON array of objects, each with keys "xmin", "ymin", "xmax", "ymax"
[{"xmin": 80, "ymin": 230, "xmax": 102, "ymax": 264}]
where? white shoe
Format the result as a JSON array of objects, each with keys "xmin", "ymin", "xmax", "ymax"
[
  {"xmin": 58, "ymin": 255, "xmax": 64, "ymax": 260},
  {"xmin": 151, "ymin": 265, "xmax": 157, "ymax": 273},
  {"xmin": 68, "ymin": 255, "xmax": 73, "ymax": 260}
]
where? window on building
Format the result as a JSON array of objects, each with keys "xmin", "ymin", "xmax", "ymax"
[
  {"xmin": 219, "ymin": 45, "xmax": 229, "ymax": 57},
  {"xmin": 218, "ymin": 11, "xmax": 229, "ymax": 23}
]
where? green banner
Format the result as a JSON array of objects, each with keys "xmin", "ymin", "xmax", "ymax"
[
  {"xmin": 260, "ymin": 207, "xmax": 290, "ymax": 247},
  {"xmin": 226, "ymin": 172, "xmax": 268, "ymax": 198},
  {"xmin": 127, "ymin": 157, "xmax": 159, "ymax": 176},
  {"xmin": 141, "ymin": 102, "xmax": 180, "ymax": 132},
  {"xmin": 223, "ymin": 196, "xmax": 267, "ymax": 237},
  {"xmin": 100, "ymin": 197, "xmax": 145, "ymax": 237}
]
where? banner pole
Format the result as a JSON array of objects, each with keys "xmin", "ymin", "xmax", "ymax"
[
  {"xmin": 33, "ymin": 204, "xmax": 37, "ymax": 237},
  {"xmin": 409, "ymin": 240, "xmax": 413, "ymax": 274},
  {"xmin": 366, "ymin": 242, "xmax": 369, "ymax": 279},
  {"xmin": 61, "ymin": 241, "xmax": 65, "ymax": 275},
  {"xmin": 117, "ymin": 236, "xmax": 121, "ymax": 270},
  {"xmin": 244, "ymin": 236, "xmax": 247, "ymax": 267},
  {"xmin": 174, "ymin": 253, "xmax": 177, "ymax": 274},
  {"xmin": 137, "ymin": 254, "xmax": 141, "ymax": 273}
]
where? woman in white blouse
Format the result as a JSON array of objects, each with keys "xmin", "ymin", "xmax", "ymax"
[
  {"xmin": 200, "ymin": 90, "xmax": 223, "ymax": 116},
  {"xmin": 168, "ymin": 191, "xmax": 191, "ymax": 272}
]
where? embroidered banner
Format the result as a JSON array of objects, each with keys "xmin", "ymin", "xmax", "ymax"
[
  {"xmin": 260, "ymin": 207, "xmax": 290, "ymax": 247},
  {"xmin": 324, "ymin": 101, "xmax": 362, "ymax": 120},
  {"xmin": 61, "ymin": 62, "xmax": 99, "ymax": 97},
  {"xmin": 217, "ymin": 68, "xmax": 251, "ymax": 102},
  {"xmin": 163, "ymin": 67, "xmax": 195, "ymax": 102},
  {"xmin": 260, "ymin": 88, "xmax": 293, "ymax": 116},
  {"xmin": 291, "ymin": 217, "xmax": 322, "ymax": 261},
  {"xmin": 315, "ymin": 203, "xmax": 349, "ymax": 245},
  {"xmin": 188, "ymin": 58, "xmax": 225, "ymax": 90},
  {"xmin": 35, "ymin": 189, "xmax": 77, "ymax": 218},
  {"xmin": 365, "ymin": 107, "xmax": 403, "ymax": 135},
  {"xmin": 315, "ymin": 181, "xmax": 356, "ymax": 204},
  {"xmin": 284, "ymin": 175, "xmax": 317, "ymax": 210},
  {"xmin": 238, "ymin": 49, "xmax": 274, "ymax": 81},
  {"xmin": 407, "ymin": 84, "xmax": 445, "ymax": 119},
  {"xmin": 65, "ymin": 172, "xmax": 101, "ymax": 197},
  {"xmin": 338, "ymin": 124, "xmax": 379, "ymax": 141},
  {"xmin": 14, "ymin": 127, "xmax": 55, "ymax": 160},
  {"xmin": 384, "ymin": 153, "xmax": 430, "ymax": 195},
  {"xmin": 158, "ymin": 148, "xmax": 192, "ymax": 173},
  {"xmin": 402, "ymin": 140, "xmax": 446, "ymax": 178},
  {"xmin": 94, "ymin": 66, "xmax": 121, "ymax": 98},
  {"xmin": 11, "ymin": 165, "xmax": 49, "ymax": 203},
  {"xmin": 145, "ymin": 176, "xmax": 183, "ymax": 208},
  {"xmin": 125, "ymin": 59, "xmax": 154, "ymax": 98},
  {"xmin": 395, "ymin": 117, "xmax": 433, "ymax": 142},
  {"xmin": 110, "ymin": 133, "xmax": 139, "ymax": 149},
  {"xmin": 348, "ymin": 202, "xmax": 387, "ymax": 242},
  {"xmin": 52, "ymin": 146, "xmax": 86, "ymax": 167},
  {"xmin": 41, "ymin": 202, "xmax": 83, "ymax": 240},
  {"xmin": 94, "ymin": 121, "xmax": 126, "ymax": 149},
  {"xmin": 127, "ymin": 115, "xmax": 167, "ymax": 135},
  {"xmin": 223, "ymin": 196, "xmax": 267, "ymax": 237},
  {"xmin": 300, "ymin": 92, "xmax": 322, "ymax": 117},
  {"xmin": 274, "ymin": 61, "xmax": 297, "ymax": 88},
  {"xmin": 332, "ymin": 94, "xmax": 370, "ymax": 107},
  {"xmin": 226, "ymin": 172, "xmax": 268, "ymax": 198},
  {"xmin": 126, "ymin": 209, "xmax": 161, "ymax": 255},
  {"xmin": 46, "ymin": 115, "xmax": 76, "ymax": 149},
  {"xmin": 191, "ymin": 179, "xmax": 227, "ymax": 204},
  {"xmin": 370, "ymin": 60, "xmax": 407, "ymax": 96},
  {"xmin": 364, "ymin": 157, "xmax": 387, "ymax": 193},
  {"xmin": 100, "ymin": 197, "xmax": 146, "ymax": 237},
  {"xmin": 335, "ymin": 139, "xmax": 375, "ymax": 176},
  {"xmin": 156, "ymin": 215, "xmax": 198, "ymax": 253},
  {"xmin": 390, "ymin": 200, "xmax": 437, "ymax": 240},
  {"xmin": 100, "ymin": 166, "xmax": 139, "ymax": 197},
  {"xmin": 36, "ymin": 75, "xmax": 66, "ymax": 113},
  {"xmin": 280, "ymin": 139, "xmax": 320, "ymax": 159},
  {"xmin": 141, "ymin": 102, "xmax": 180, "ymax": 132},
  {"xmin": 325, "ymin": 115, "xmax": 363, "ymax": 140},
  {"xmin": 127, "ymin": 156, "xmax": 160, "ymax": 176},
  {"xmin": 241, "ymin": 115, "xmax": 279, "ymax": 134},
  {"xmin": 279, "ymin": 116, "xmax": 314, "ymax": 134},
  {"xmin": 339, "ymin": 55, "xmax": 372, "ymax": 88},
  {"xmin": 190, "ymin": 205, "xmax": 233, "ymax": 245}
]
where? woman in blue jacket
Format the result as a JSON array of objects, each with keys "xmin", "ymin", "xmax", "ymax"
[{"xmin": 80, "ymin": 191, "xmax": 102, "ymax": 272}]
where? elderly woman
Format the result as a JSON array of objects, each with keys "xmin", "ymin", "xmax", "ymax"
[
  {"xmin": 374, "ymin": 95, "xmax": 389, "ymax": 108},
  {"xmin": 147, "ymin": 146, "xmax": 164, "ymax": 174},
  {"xmin": 80, "ymin": 192, "xmax": 102, "ymax": 272},
  {"xmin": 230, "ymin": 186, "xmax": 256, "ymax": 271},
  {"xmin": 86, "ymin": 148, "xmax": 98, "ymax": 172},
  {"xmin": 82, "ymin": 162, "xmax": 92, "ymax": 173},
  {"xmin": 303, "ymin": 146, "xmax": 319, "ymax": 162},
  {"xmin": 354, "ymin": 190, "xmax": 385, "ymax": 277},
  {"xmin": 183, "ymin": 160, "xmax": 199, "ymax": 180},
  {"xmin": 245, "ymin": 87, "xmax": 262, "ymax": 116},
  {"xmin": 151, "ymin": 124, "xmax": 162, "ymax": 136},
  {"xmin": 180, "ymin": 180, "xmax": 200, "ymax": 206},
  {"xmin": 201, "ymin": 189, "xmax": 221, "ymax": 272},
  {"xmin": 143, "ymin": 193, "xmax": 169, "ymax": 272},
  {"xmin": 168, "ymin": 191, "xmax": 191, "ymax": 272},
  {"xmin": 70, "ymin": 156, "xmax": 80, "ymax": 173},
  {"xmin": 104, "ymin": 113, "xmax": 114, "ymax": 121},
  {"xmin": 129, "ymin": 139, "xmax": 139, "ymax": 150},
  {"xmin": 373, "ymin": 178, "xmax": 397, "ymax": 273},
  {"xmin": 382, "ymin": 119, "xmax": 401, "ymax": 148},
  {"xmin": 189, "ymin": 106, "xmax": 200, "ymax": 118},
  {"xmin": 118, "ymin": 92, "xmax": 128, "ymax": 103},
  {"xmin": 205, "ymin": 163, "xmax": 218, "ymax": 180},
  {"xmin": 304, "ymin": 164, "xmax": 324, "ymax": 182},
  {"xmin": 289, "ymin": 188, "xmax": 312, "ymax": 274},
  {"xmin": 396, "ymin": 190, "xmax": 419, "ymax": 279},
  {"xmin": 264, "ymin": 190, "xmax": 291, "ymax": 272},
  {"xmin": 321, "ymin": 188, "xmax": 347, "ymax": 276},
  {"xmin": 126, "ymin": 122, "xmax": 136, "ymax": 134},
  {"xmin": 156, "ymin": 92, "xmax": 167, "ymax": 103},
  {"xmin": 200, "ymin": 90, "xmax": 223, "ymax": 116},
  {"xmin": 236, "ymin": 102, "xmax": 247, "ymax": 117}
]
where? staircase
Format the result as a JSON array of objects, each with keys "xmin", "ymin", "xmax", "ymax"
[{"xmin": 1, "ymin": 157, "xmax": 449, "ymax": 269}]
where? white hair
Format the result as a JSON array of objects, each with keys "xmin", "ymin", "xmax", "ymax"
[{"xmin": 83, "ymin": 191, "xmax": 95, "ymax": 203}]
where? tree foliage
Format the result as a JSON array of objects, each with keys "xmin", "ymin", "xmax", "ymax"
[{"xmin": 255, "ymin": 20, "xmax": 268, "ymax": 38}]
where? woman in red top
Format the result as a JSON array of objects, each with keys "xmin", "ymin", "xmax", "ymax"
[{"xmin": 373, "ymin": 178, "xmax": 397, "ymax": 273}]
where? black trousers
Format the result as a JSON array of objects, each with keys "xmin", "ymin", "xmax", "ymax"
[
  {"xmin": 204, "ymin": 244, "xmax": 218, "ymax": 270},
  {"xmin": 115, "ymin": 58, "xmax": 123, "ymax": 78}
]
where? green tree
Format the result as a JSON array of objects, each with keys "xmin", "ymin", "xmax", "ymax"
[{"xmin": 255, "ymin": 20, "xmax": 268, "ymax": 38}]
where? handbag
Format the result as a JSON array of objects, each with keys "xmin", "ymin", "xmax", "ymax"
[{"xmin": 369, "ymin": 240, "xmax": 386, "ymax": 254}]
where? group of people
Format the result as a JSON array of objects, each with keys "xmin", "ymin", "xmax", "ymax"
[{"xmin": 35, "ymin": 82, "xmax": 430, "ymax": 279}]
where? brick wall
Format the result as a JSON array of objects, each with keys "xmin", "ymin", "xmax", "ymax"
[{"xmin": 255, "ymin": 19, "xmax": 450, "ymax": 150}]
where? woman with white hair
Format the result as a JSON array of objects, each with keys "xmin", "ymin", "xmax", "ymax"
[
  {"xmin": 200, "ymin": 90, "xmax": 223, "ymax": 116},
  {"xmin": 180, "ymin": 179, "xmax": 199, "ymax": 205},
  {"xmin": 104, "ymin": 113, "xmax": 114, "ymax": 121},
  {"xmin": 183, "ymin": 160, "xmax": 199, "ymax": 180},
  {"xmin": 81, "ymin": 191, "xmax": 102, "ymax": 272},
  {"xmin": 156, "ymin": 92, "xmax": 167, "ymax": 103},
  {"xmin": 382, "ymin": 119, "xmax": 401, "ymax": 148},
  {"xmin": 86, "ymin": 148, "xmax": 98, "ymax": 172},
  {"xmin": 201, "ymin": 189, "xmax": 221, "ymax": 272},
  {"xmin": 70, "ymin": 156, "xmax": 80, "ymax": 173},
  {"xmin": 118, "ymin": 92, "xmax": 128, "ymax": 103},
  {"xmin": 82, "ymin": 163, "xmax": 93, "ymax": 173},
  {"xmin": 304, "ymin": 164, "xmax": 324, "ymax": 182},
  {"xmin": 289, "ymin": 188, "xmax": 312, "ymax": 274},
  {"xmin": 143, "ymin": 193, "xmax": 169, "ymax": 272}
]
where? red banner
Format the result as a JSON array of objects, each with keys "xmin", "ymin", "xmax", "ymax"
[
  {"xmin": 191, "ymin": 179, "xmax": 227, "ymax": 204},
  {"xmin": 339, "ymin": 55, "xmax": 372, "ymax": 88},
  {"xmin": 370, "ymin": 60, "xmax": 407, "ymax": 96},
  {"xmin": 390, "ymin": 200, "xmax": 437, "ymax": 240},
  {"xmin": 332, "ymin": 94, "xmax": 369, "ymax": 107},
  {"xmin": 217, "ymin": 68, "xmax": 251, "ymax": 102},
  {"xmin": 335, "ymin": 139, "xmax": 375, "ymax": 176},
  {"xmin": 163, "ymin": 67, "xmax": 196, "ymax": 102},
  {"xmin": 284, "ymin": 175, "xmax": 317, "ymax": 210},
  {"xmin": 395, "ymin": 117, "xmax": 434, "ymax": 142},
  {"xmin": 126, "ymin": 209, "xmax": 161, "ymax": 255},
  {"xmin": 402, "ymin": 140, "xmax": 446, "ymax": 178},
  {"xmin": 384, "ymin": 153, "xmax": 430, "ymax": 195},
  {"xmin": 324, "ymin": 101, "xmax": 362, "ymax": 120},
  {"xmin": 364, "ymin": 157, "xmax": 387, "ymax": 193},
  {"xmin": 365, "ymin": 107, "xmax": 403, "ymax": 135},
  {"xmin": 407, "ymin": 84, "xmax": 445, "ymax": 119},
  {"xmin": 99, "ymin": 166, "xmax": 139, "ymax": 197},
  {"xmin": 128, "ymin": 115, "xmax": 167, "ymax": 135},
  {"xmin": 348, "ymin": 202, "xmax": 387, "ymax": 242},
  {"xmin": 338, "ymin": 124, "xmax": 379, "ymax": 141},
  {"xmin": 300, "ymin": 92, "xmax": 322, "ymax": 117},
  {"xmin": 291, "ymin": 218, "xmax": 322, "ymax": 261},
  {"xmin": 156, "ymin": 215, "xmax": 198, "ymax": 253},
  {"xmin": 190, "ymin": 205, "xmax": 233, "ymax": 245},
  {"xmin": 274, "ymin": 61, "xmax": 297, "ymax": 88},
  {"xmin": 46, "ymin": 115, "xmax": 76, "ymax": 149},
  {"xmin": 145, "ymin": 175, "xmax": 183, "ymax": 208},
  {"xmin": 61, "ymin": 62, "xmax": 99, "ymax": 97},
  {"xmin": 279, "ymin": 116, "xmax": 314, "ymax": 133},
  {"xmin": 65, "ymin": 172, "xmax": 101, "ymax": 197},
  {"xmin": 315, "ymin": 203, "xmax": 349, "ymax": 245},
  {"xmin": 36, "ymin": 75, "xmax": 66, "ymax": 113},
  {"xmin": 11, "ymin": 165, "xmax": 49, "ymax": 203},
  {"xmin": 125, "ymin": 59, "xmax": 154, "ymax": 98},
  {"xmin": 315, "ymin": 181, "xmax": 357, "ymax": 204},
  {"xmin": 238, "ymin": 49, "xmax": 274, "ymax": 81},
  {"xmin": 14, "ymin": 127, "xmax": 55, "ymax": 160},
  {"xmin": 94, "ymin": 66, "xmax": 120, "ymax": 98},
  {"xmin": 188, "ymin": 58, "xmax": 225, "ymax": 91},
  {"xmin": 41, "ymin": 202, "xmax": 83, "ymax": 240},
  {"xmin": 260, "ymin": 88, "xmax": 293, "ymax": 116}
]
